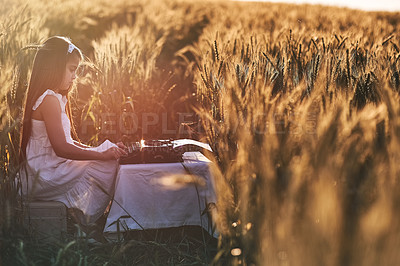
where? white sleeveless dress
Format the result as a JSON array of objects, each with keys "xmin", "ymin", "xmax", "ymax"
[{"xmin": 22, "ymin": 89, "xmax": 119, "ymax": 225}]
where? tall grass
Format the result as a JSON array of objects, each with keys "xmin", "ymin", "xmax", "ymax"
[{"xmin": 194, "ymin": 24, "xmax": 400, "ymax": 265}]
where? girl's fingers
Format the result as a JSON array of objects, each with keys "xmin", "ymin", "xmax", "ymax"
[
  {"xmin": 118, "ymin": 147, "xmax": 128, "ymax": 156},
  {"xmin": 106, "ymin": 146, "xmax": 128, "ymax": 160},
  {"xmin": 116, "ymin": 142, "xmax": 127, "ymax": 149},
  {"xmin": 115, "ymin": 147, "xmax": 128, "ymax": 157}
]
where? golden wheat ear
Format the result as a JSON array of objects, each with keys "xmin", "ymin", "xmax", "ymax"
[{"xmin": 21, "ymin": 44, "xmax": 43, "ymax": 51}]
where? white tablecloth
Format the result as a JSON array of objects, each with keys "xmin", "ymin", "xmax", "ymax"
[{"xmin": 104, "ymin": 152, "xmax": 216, "ymax": 237}]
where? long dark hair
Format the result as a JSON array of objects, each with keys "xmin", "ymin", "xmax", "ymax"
[{"xmin": 19, "ymin": 36, "xmax": 83, "ymax": 161}]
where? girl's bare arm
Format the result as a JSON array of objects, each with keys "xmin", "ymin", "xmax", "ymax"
[
  {"xmin": 40, "ymin": 95, "xmax": 126, "ymax": 160},
  {"xmin": 73, "ymin": 141, "xmax": 91, "ymax": 149}
]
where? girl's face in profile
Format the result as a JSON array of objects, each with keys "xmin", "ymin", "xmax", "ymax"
[{"xmin": 59, "ymin": 54, "xmax": 80, "ymax": 94}]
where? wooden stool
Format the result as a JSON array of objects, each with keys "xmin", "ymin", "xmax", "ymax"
[{"xmin": 23, "ymin": 201, "xmax": 67, "ymax": 241}]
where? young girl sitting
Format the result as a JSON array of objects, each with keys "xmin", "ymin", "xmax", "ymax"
[{"xmin": 19, "ymin": 36, "xmax": 127, "ymax": 236}]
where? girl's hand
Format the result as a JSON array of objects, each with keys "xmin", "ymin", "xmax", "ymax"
[
  {"xmin": 116, "ymin": 142, "xmax": 128, "ymax": 151},
  {"xmin": 101, "ymin": 146, "xmax": 128, "ymax": 160}
]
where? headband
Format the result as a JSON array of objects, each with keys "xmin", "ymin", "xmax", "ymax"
[{"xmin": 67, "ymin": 43, "xmax": 78, "ymax": 54}]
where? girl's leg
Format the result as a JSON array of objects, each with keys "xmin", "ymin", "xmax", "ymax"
[{"xmin": 68, "ymin": 207, "xmax": 107, "ymax": 243}]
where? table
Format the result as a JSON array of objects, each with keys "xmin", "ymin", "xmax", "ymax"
[{"xmin": 104, "ymin": 152, "xmax": 217, "ymax": 237}]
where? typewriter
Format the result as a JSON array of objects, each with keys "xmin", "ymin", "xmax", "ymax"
[{"xmin": 119, "ymin": 139, "xmax": 212, "ymax": 164}]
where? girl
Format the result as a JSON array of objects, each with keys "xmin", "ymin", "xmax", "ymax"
[{"xmin": 19, "ymin": 36, "xmax": 127, "ymax": 233}]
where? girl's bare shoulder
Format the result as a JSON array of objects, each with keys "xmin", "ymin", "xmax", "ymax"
[
  {"xmin": 32, "ymin": 94, "xmax": 61, "ymax": 121},
  {"xmin": 40, "ymin": 94, "xmax": 62, "ymax": 113}
]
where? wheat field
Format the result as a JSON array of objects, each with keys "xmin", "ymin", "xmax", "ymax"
[{"xmin": 1, "ymin": 0, "xmax": 400, "ymax": 265}]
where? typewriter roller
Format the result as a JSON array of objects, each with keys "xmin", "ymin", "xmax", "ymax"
[
  {"xmin": 119, "ymin": 139, "xmax": 183, "ymax": 164},
  {"xmin": 119, "ymin": 139, "xmax": 212, "ymax": 164}
]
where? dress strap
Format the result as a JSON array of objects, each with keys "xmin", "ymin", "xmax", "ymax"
[{"xmin": 32, "ymin": 89, "xmax": 68, "ymax": 112}]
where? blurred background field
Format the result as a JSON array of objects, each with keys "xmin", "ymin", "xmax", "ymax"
[{"xmin": 1, "ymin": 0, "xmax": 400, "ymax": 265}]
